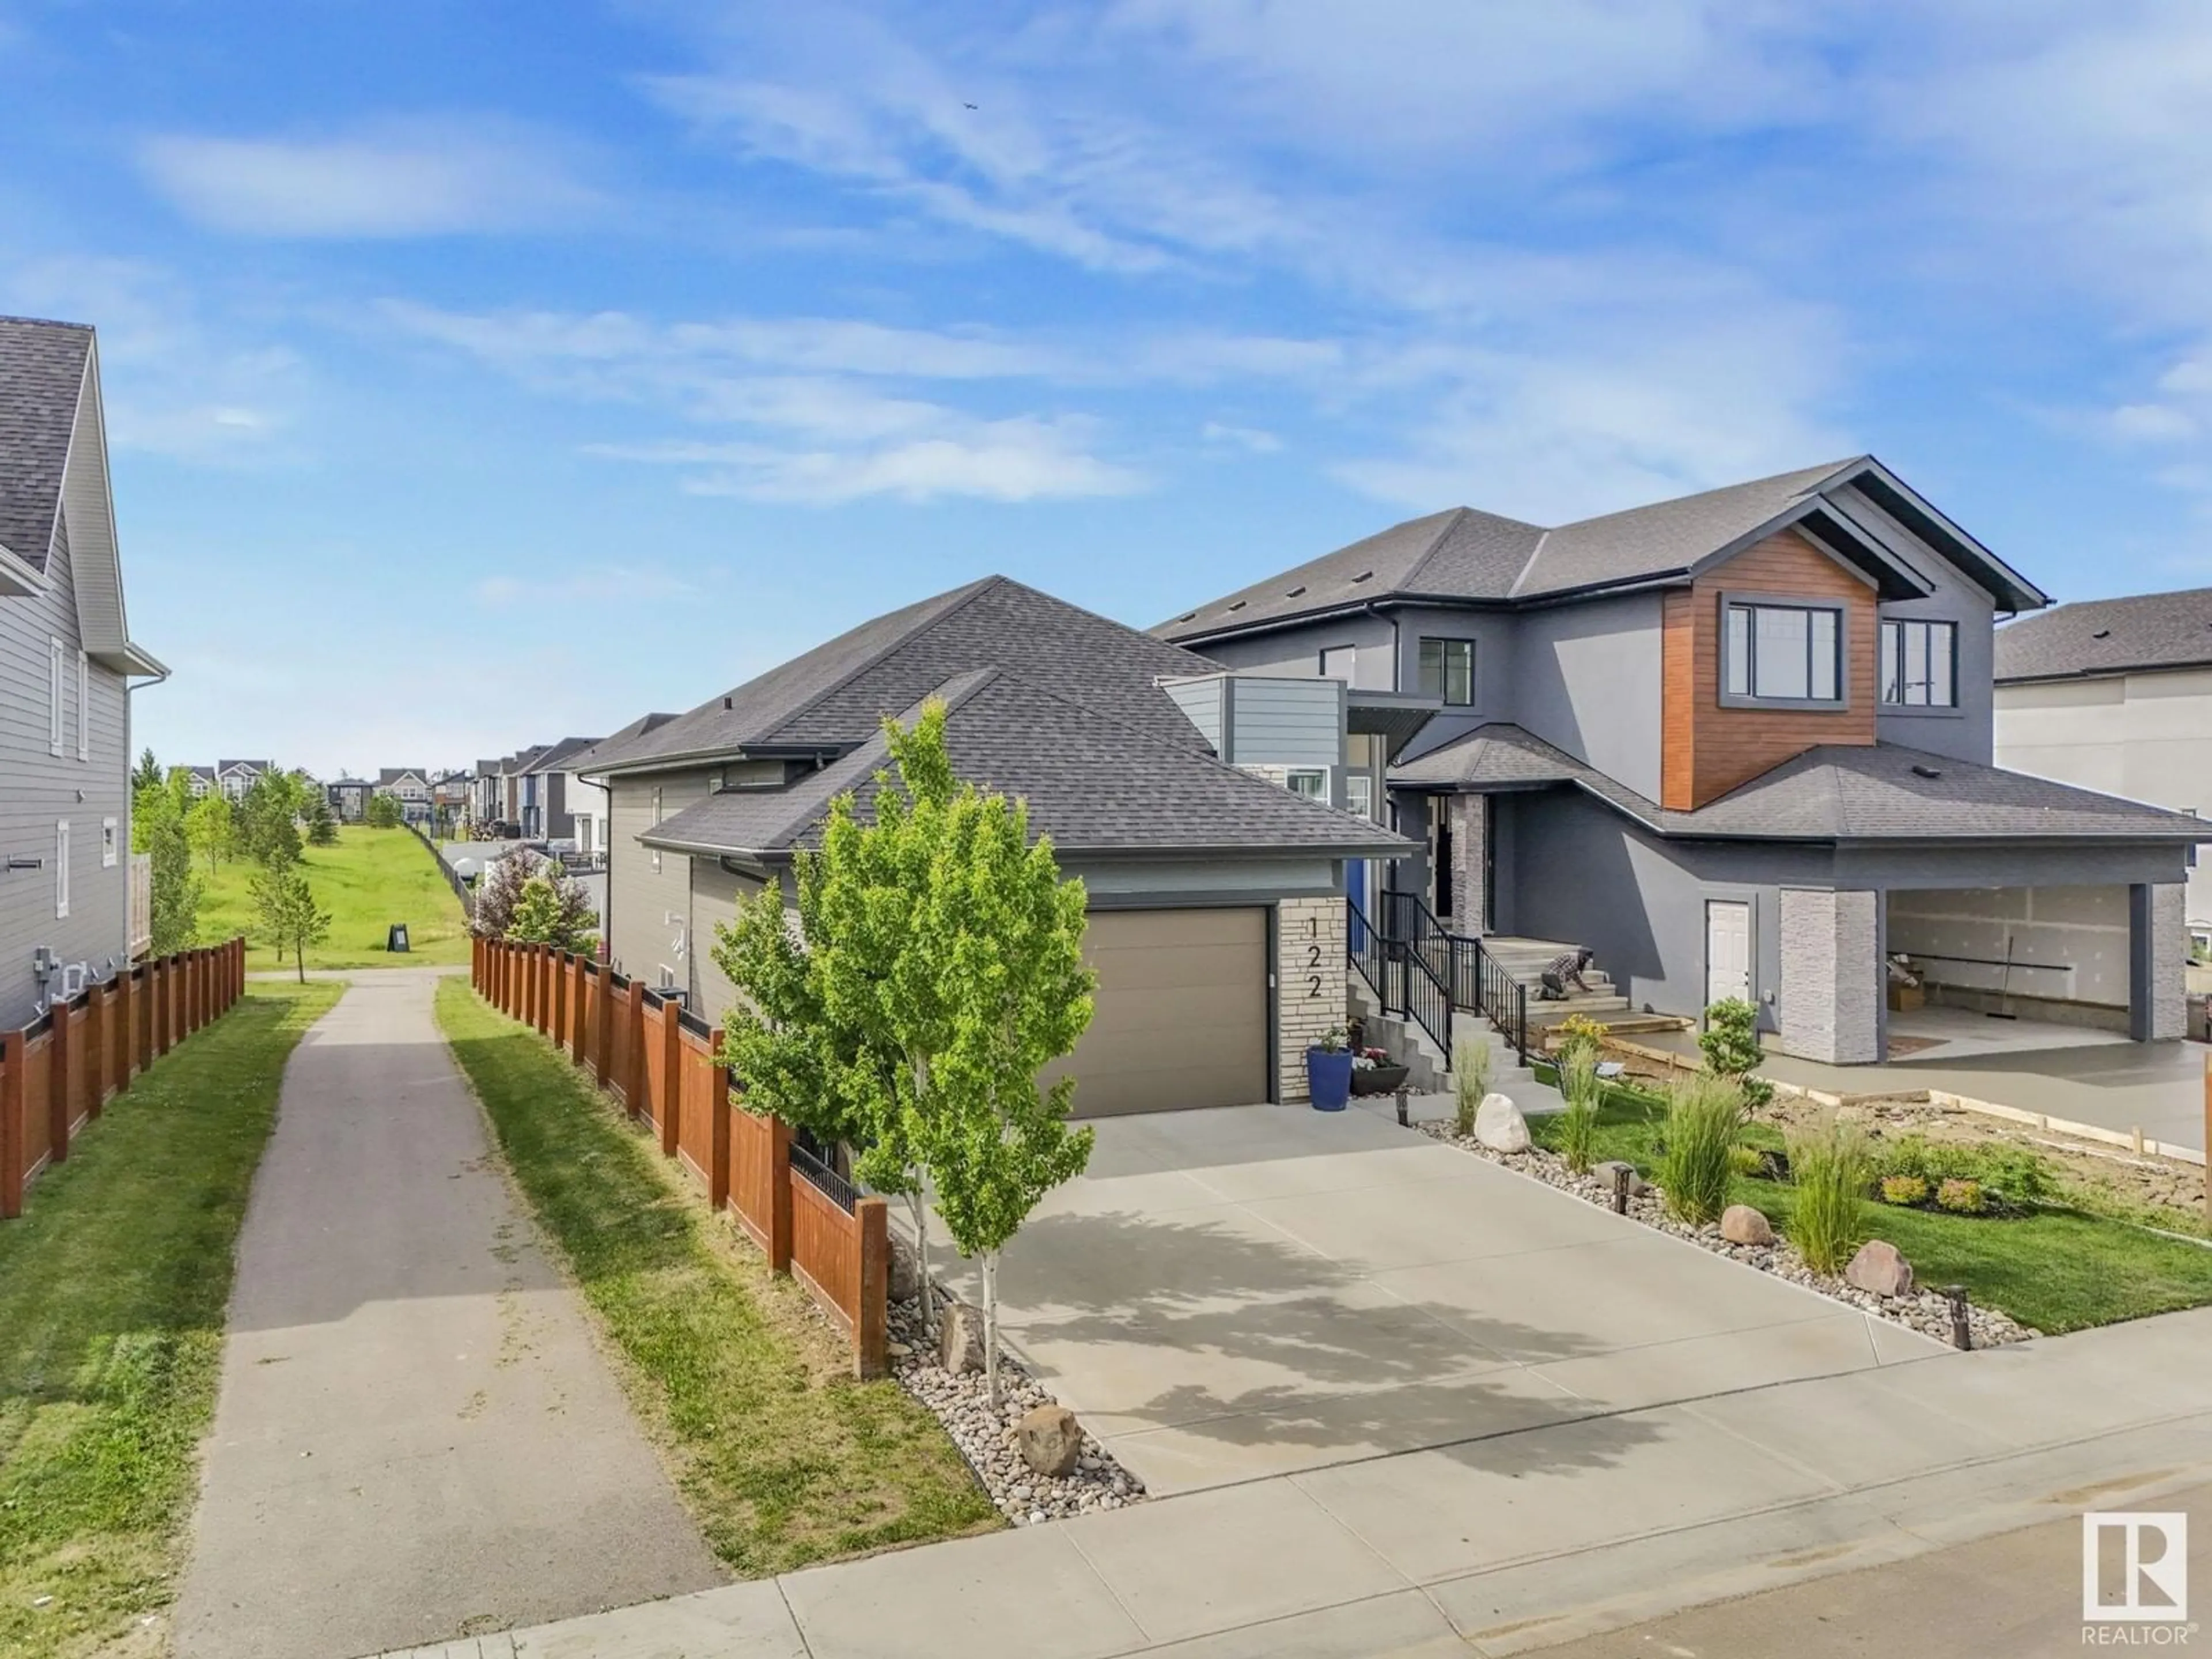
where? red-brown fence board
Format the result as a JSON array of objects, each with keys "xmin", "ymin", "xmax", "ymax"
[
  {"xmin": 20, "ymin": 1032, "xmax": 52, "ymax": 1176},
  {"xmin": 675, "ymin": 1031, "xmax": 718, "ymax": 1187},
  {"xmin": 791, "ymin": 1176, "xmax": 859, "ymax": 1336}
]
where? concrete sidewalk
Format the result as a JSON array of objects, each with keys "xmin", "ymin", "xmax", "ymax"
[
  {"xmin": 175, "ymin": 971, "xmax": 722, "ymax": 1659},
  {"xmin": 376, "ymin": 1305, "xmax": 2212, "ymax": 1659}
]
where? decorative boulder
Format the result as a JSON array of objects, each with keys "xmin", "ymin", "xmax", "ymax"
[
  {"xmin": 1844, "ymin": 1240, "xmax": 1915, "ymax": 1298},
  {"xmin": 1719, "ymin": 1205, "xmax": 1774, "ymax": 1246},
  {"xmin": 889, "ymin": 1233, "xmax": 921, "ymax": 1304},
  {"xmin": 1016, "ymin": 1405, "xmax": 1084, "ymax": 1476},
  {"xmin": 1472, "ymin": 1094, "xmax": 1531, "ymax": 1153},
  {"xmin": 938, "ymin": 1301, "xmax": 986, "ymax": 1374},
  {"xmin": 1593, "ymin": 1160, "xmax": 1650, "ymax": 1196}
]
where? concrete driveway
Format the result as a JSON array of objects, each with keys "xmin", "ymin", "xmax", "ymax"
[{"xmin": 939, "ymin": 1103, "xmax": 1942, "ymax": 1497}]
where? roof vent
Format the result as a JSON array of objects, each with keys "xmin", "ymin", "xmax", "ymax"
[
  {"xmin": 1176, "ymin": 611, "xmax": 1196, "ymax": 623},
  {"xmin": 1227, "ymin": 600, "xmax": 1247, "ymax": 612},
  {"xmin": 1285, "ymin": 585, "xmax": 1306, "ymax": 598},
  {"xmin": 1910, "ymin": 763, "xmax": 1942, "ymax": 779},
  {"xmin": 723, "ymin": 696, "xmax": 733, "ymax": 709},
  {"xmin": 1350, "ymin": 570, "xmax": 1373, "ymax": 584},
  {"xmin": 2091, "ymin": 628, "xmax": 2111, "ymax": 639}
]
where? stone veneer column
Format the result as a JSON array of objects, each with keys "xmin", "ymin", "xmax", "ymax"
[
  {"xmin": 1277, "ymin": 896, "xmax": 1347, "ymax": 1103},
  {"xmin": 1776, "ymin": 888, "xmax": 1880, "ymax": 1063},
  {"xmin": 1448, "ymin": 795, "xmax": 1486, "ymax": 933},
  {"xmin": 2153, "ymin": 882, "xmax": 2188, "ymax": 1040}
]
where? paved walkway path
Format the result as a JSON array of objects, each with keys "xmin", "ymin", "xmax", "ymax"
[
  {"xmin": 376, "ymin": 1304, "xmax": 2212, "ymax": 1659},
  {"xmin": 175, "ymin": 971, "xmax": 722, "ymax": 1659}
]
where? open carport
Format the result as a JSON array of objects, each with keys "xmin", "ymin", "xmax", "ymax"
[{"xmin": 933, "ymin": 1104, "xmax": 1941, "ymax": 1497}]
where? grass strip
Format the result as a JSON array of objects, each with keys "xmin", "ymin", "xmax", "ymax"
[
  {"xmin": 200, "ymin": 825, "xmax": 471, "ymax": 971},
  {"xmin": 433, "ymin": 977, "xmax": 998, "ymax": 1575},
  {"xmin": 0, "ymin": 982, "xmax": 341, "ymax": 1659},
  {"xmin": 1524, "ymin": 1088, "xmax": 2212, "ymax": 1332}
]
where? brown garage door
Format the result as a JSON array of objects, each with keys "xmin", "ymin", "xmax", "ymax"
[{"xmin": 1050, "ymin": 907, "xmax": 1269, "ymax": 1118}]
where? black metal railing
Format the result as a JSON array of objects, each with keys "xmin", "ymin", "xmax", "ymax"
[
  {"xmin": 1366, "ymin": 889, "xmax": 1528, "ymax": 1067},
  {"xmin": 1347, "ymin": 894, "xmax": 1453, "ymax": 1066},
  {"xmin": 790, "ymin": 1141, "xmax": 858, "ymax": 1214},
  {"xmin": 1461, "ymin": 936, "xmax": 1530, "ymax": 1067}
]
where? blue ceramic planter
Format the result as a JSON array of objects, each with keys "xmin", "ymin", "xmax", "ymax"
[{"xmin": 1306, "ymin": 1047, "xmax": 1353, "ymax": 1111}]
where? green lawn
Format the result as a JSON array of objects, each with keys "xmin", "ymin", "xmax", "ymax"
[
  {"xmin": 0, "ymin": 982, "xmax": 342, "ymax": 1659},
  {"xmin": 1525, "ymin": 1081, "xmax": 2212, "ymax": 1334},
  {"xmin": 433, "ymin": 978, "xmax": 998, "ymax": 1575},
  {"xmin": 200, "ymin": 825, "xmax": 470, "ymax": 971}
]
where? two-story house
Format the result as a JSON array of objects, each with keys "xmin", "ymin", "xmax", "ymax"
[
  {"xmin": 326, "ymin": 777, "xmax": 373, "ymax": 822},
  {"xmin": 215, "ymin": 758, "xmax": 270, "ymax": 802},
  {"xmin": 0, "ymin": 316, "xmax": 167, "ymax": 1025},
  {"xmin": 374, "ymin": 767, "xmax": 430, "ymax": 823},
  {"xmin": 578, "ymin": 577, "xmax": 1408, "ymax": 1112},
  {"xmin": 1160, "ymin": 457, "xmax": 2211, "ymax": 1062},
  {"xmin": 1992, "ymin": 587, "xmax": 2212, "ymax": 941},
  {"xmin": 516, "ymin": 736, "xmax": 602, "ymax": 847}
]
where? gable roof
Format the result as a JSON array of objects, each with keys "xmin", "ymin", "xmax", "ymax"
[
  {"xmin": 217, "ymin": 759, "xmax": 272, "ymax": 775},
  {"xmin": 595, "ymin": 575, "xmax": 1225, "ymax": 776},
  {"xmin": 376, "ymin": 767, "xmax": 426, "ymax": 785},
  {"xmin": 1393, "ymin": 722, "xmax": 2209, "ymax": 843},
  {"xmin": 1158, "ymin": 457, "xmax": 2048, "ymax": 643},
  {"xmin": 523, "ymin": 736, "xmax": 600, "ymax": 775},
  {"xmin": 645, "ymin": 667, "xmax": 1408, "ymax": 862},
  {"xmin": 1993, "ymin": 586, "xmax": 2212, "ymax": 684},
  {"xmin": 569, "ymin": 713, "xmax": 679, "ymax": 775},
  {"xmin": 0, "ymin": 316, "xmax": 90, "ymax": 581}
]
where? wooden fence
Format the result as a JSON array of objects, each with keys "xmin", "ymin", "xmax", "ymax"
[
  {"xmin": 1, "ymin": 937, "xmax": 249, "ymax": 1220},
  {"xmin": 472, "ymin": 937, "xmax": 888, "ymax": 1377}
]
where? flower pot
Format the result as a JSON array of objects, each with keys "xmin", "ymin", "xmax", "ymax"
[
  {"xmin": 1349, "ymin": 1063, "xmax": 1410, "ymax": 1097},
  {"xmin": 1306, "ymin": 1047, "xmax": 1354, "ymax": 1111}
]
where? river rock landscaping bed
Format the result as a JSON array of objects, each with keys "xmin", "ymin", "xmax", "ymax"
[
  {"xmin": 1418, "ymin": 1120, "xmax": 2038, "ymax": 1349},
  {"xmin": 887, "ymin": 1290, "xmax": 1147, "ymax": 1525}
]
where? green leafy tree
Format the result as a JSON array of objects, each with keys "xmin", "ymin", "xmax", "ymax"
[
  {"xmin": 251, "ymin": 857, "xmax": 331, "ymax": 982},
  {"xmin": 184, "ymin": 791, "xmax": 238, "ymax": 874},
  {"xmin": 505, "ymin": 864, "xmax": 600, "ymax": 955},
  {"xmin": 132, "ymin": 747, "xmax": 163, "ymax": 795},
  {"xmin": 138, "ymin": 787, "xmax": 200, "ymax": 956},
  {"xmin": 365, "ymin": 792, "xmax": 403, "ymax": 829},
  {"xmin": 1698, "ymin": 997, "xmax": 1774, "ymax": 1108},
  {"xmin": 306, "ymin": 796, "xmax": 340, "ymax": 846},
  {"xmin": 470, "ymin": 849, "xmax": 539, "ymax": 940}
]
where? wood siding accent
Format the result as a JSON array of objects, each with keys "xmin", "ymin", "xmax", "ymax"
[{"xmin": 1660, "ymin": 529, "xmax": 1878, "ymax": 810}]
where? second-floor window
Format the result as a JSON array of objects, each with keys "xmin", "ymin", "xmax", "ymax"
[
  {"xmin": 1723, "ymin": 601, "xmax": 1843, "ymax": 704},
  {"xmin": 1418, "ymin": 638, "xmax": 1475, "ymax": 706},
  {"xmin": 47, "ymin": 637, "xmax": 63, "ymax": 756},
  {"xmin": 1881, "ymin": 618, "xmax": 1957, "ymax": 708},
  {"xmin": 75, "ymin": 650, "xmax": 88, "ymax": 762}
]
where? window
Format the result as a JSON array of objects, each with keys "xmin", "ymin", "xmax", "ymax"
[
  {"xmin": 47, "ymin": 637, "xmax": 63, "ymax": 756},
  {"xmin": 1418, "ymin": 638, "xmax": 1475, "ymax": 706},
  {"xmin": 1285, "ymin": 769, "xmax": 1327, "ymax": 801},
  {"xmin": 1722, "ymin": 601, "xmax": 1843, "ymax": 704},
  {"xmin": 101, "ymin": 817, "xmax": 117, "ymax": 868},
  {"xmin": 75, "ymin": 650, "xmax": 88, "ymax": 762},
  {"xmin": 54, "ymin": 820, "xmax": 68, "ymax": 918},
  {"xmin": 1319, "ymin": 645, "xmax": 1357, "ymax": 683},
  {"xmin": 1346, "ymin": 774, "xmax": 1373, "ymax": 820},
  {"xmin": 1881, "ymin": 618, "xmax": 1957, "ymax": 707}
]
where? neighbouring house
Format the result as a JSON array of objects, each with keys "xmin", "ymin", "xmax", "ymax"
[
  {"xmin": 468, "ymin": 759, "xmax": 502, "ymax": 829},
  {"xmin": 516, "ymin": 736, "xmax": 599, "ymax": 842},
  {"xmin": 566, "ymin": 714, "xmax": 673, "ymax": 860},
  {"xmin": 183, "ymin": 764, "xmax": 217, "ymax": 798},
  {"xmin": 215, "ymin": 758, "xmax": 270, "ymax": 802},
  {"xmin": 1158, "ymin": 456, "xmax": 2212, "ymax": 1060},
  {"xmin": 0, "ymin": 316, "xmax": 168, "ymax": 1024},
  {"xmin": 326, "ymin": 777, "xmax": 373, "ymax": 822},
  {"xmin": 429, "ymin": 770, "xmax": 471, "ymax": 828},
  {"xmin": 498, "ymin": 747, "xmax": 545, "ymax": 830},
  {"xmin": 578, "ymin": 577, "xmax": 1409, "ymax": 1111},
  {"xmin": 1994, "ymin": 586, "xmax": 2212, "ymax": 943},
  {"xmin": 374, "ymin": 767, "xmax": 431, "ymax": 824}
]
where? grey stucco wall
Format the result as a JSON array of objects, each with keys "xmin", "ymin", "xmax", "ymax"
[
  {"xmin": 1198, "ymin": 612, "xmax": 1398, "ymax": 689},
  {"xmin": 1508, "ymin": 592, "xmax": 1665, "ymax": 801},
  {"xmin": 605, "ymin": 768, "xmax": 714, "ymax": 987},
  {"xmin": 0, "ymin": 510, "xmax": 133, "ymax": 1028}
]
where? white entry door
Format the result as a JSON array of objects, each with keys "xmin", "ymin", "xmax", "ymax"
[{"xmin": 1705, "ymin": 900, "xmax": 1752, "ymax": 1009}]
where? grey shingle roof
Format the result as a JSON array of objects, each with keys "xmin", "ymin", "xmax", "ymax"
[
  {"xmin": 567, "ymin": 713, "xmax": 679, "ymax": 774},
  {"xmin": 599, "ymin": 576, "xmax": 1225, "ymax": 774},
  {"xmin": 1994, "ymin": 587, "xmax": 2212, "ymax": 683},
  {"xmin": 0, "ymin": 316, "xmax": 90, "ymax": 573},
  {"xmin": 1159, "ymin": 456, "xmax": 2048, "ymax": 643},
  {"xmin": 646, "ymin": 667, "xmax": 1411, "ymax": 861},
  {"xmin": 376, "ymin": 767, "xmax": 426, "ymax": 784},
  {"xmin": 524, "ymin": 736, "xmax": 600, "ymax": 775},
  {"xmin": 1393, "ymin": 723, "xmax": 2210, "ymax": 843}
]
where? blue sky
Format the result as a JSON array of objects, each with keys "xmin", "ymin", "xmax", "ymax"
[{"xmin": 5, "ymin": 1, "xmax": 2211, "ymax": 777}]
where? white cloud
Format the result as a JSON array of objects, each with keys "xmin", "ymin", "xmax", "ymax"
[
  {"xmin": 138, "ymin": 116, "xmax": 601, "ymax": 238},
  {"xmin": 1200, "ymin": 421, "xmax": 1281, "ymax": 453},
  {"xmin": 591, "ymin": 417, "xmax": 1145, "ymax": 505}
]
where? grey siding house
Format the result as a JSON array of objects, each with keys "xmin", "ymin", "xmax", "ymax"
[
  {"xmin": 518, "ymin": 736, "xmax": 600, "ymax": 842},
  {"xmin": 0, "ymin": 317, "xmax": 166, "ymax": 1027},
  {"xmin": 578, "ymin": 578, "xmax": 1410, "ymax": 1112},
  {"xmin": 1160, "ymin": 457, "xmax": 2210, "ymax": 1063}
]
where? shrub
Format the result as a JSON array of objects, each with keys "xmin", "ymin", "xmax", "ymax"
[
  {"xmin": 1880, "ymin": 1173, "xmax": 1930, "ymax": 1206},
  {"xmin": 1453, "ymin": 1036, "xmax": 1493, "ymax": 1138},
  {"xmin": 1698, "ymin": 997, "xmax": 1773, "ymax": 1108},
  {"xmin": 1657, "ymin": 1073, "xmax": 1747, "ymax": 1226},
  {"xmin": 1556, "ymin": 1043, "xmax": 1601, "ymax": 1173},
  {"xmin": 1789, "ymin": 1118, "xmax": 1870, "ymax": 1274},
  {"xmin": 1969, "ymin": 1145, "xmax": 2055, "ymax": 1205},
  {"xmin": 1728, "ymin": 1144, "xmax": 1767, "ymax": 1180},
  {"xmin": 1936, "ymin": 1177, "xmax": 1986, "ymax": 1214},
  {"xmin": 1876, "ymin": 1135, "xmax": 2054, "ymax": 1206},
  {"xmin": 1555, "ymin": 1013, "xmax": 1608, "ymax": 1060}
]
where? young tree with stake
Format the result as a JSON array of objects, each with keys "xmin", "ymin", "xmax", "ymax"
[{"xmin": 251, "ymin": 858, "xmax": 331, "ymax": 982}]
